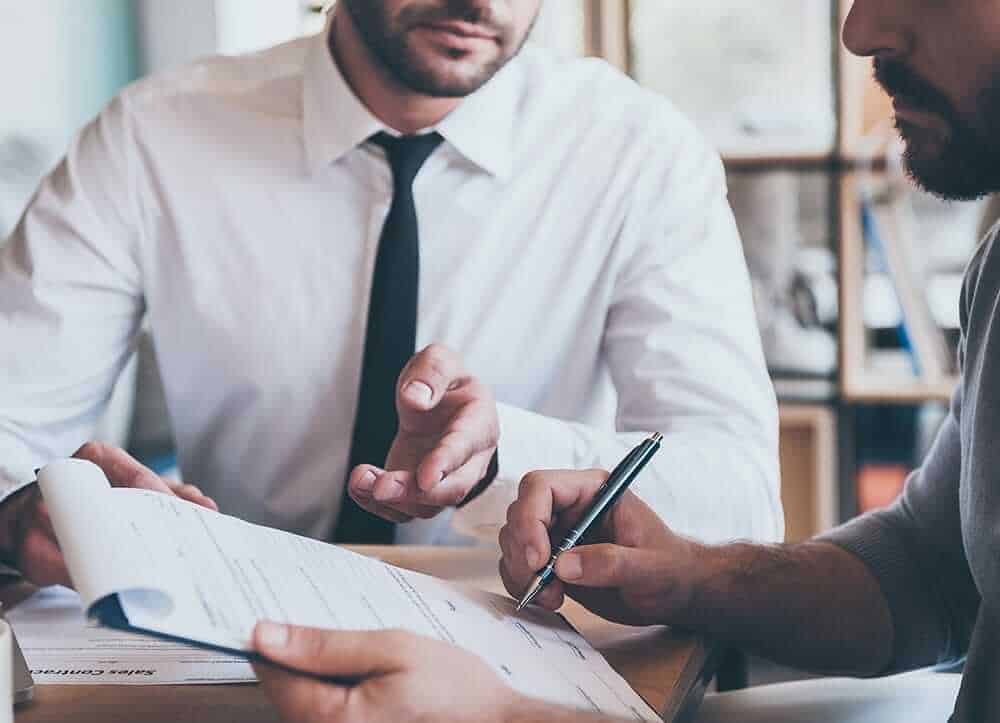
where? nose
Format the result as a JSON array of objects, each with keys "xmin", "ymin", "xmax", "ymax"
[{"xmin": 842, "ymin": 0, "xmax": 911, "ymax": 59}]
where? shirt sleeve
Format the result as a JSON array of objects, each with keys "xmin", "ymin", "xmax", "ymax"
[
  {"xmin": 0, "ymin": 94, "xmax": 146, "ymax": 502},
  {"xmin": 491, "ymin": 120, "xmax": 782, "ymax": 545}
]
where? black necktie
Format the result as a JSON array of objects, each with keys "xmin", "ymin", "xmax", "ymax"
[{"xmin": 334, "ymin": 131, "xmax": 444, "ymax": 544}]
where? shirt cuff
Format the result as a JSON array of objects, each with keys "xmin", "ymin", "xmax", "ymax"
[
  {"xmin": 0, "ymin": 471, "xmax": 36, "ymax": 510},
  {"xmin": 494, "ymin": 403, "xmax": 582, "ymax": 485}
]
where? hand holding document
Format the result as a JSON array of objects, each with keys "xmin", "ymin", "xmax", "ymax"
[{"xmin": 38, "ymin": 459, "xmax": 657, "ymax": 719}]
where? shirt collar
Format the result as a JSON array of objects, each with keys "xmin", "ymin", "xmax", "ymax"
[
  {"xmin": 302, "ymin": 15, "xmax": 382, "ymax": 175},
  {"xmin": 302, "ymin": 13, "xmax": 519, "ymax": 180},
  {"xmin": 435, "ymin": 56, "xmax": 519, "ymax": 181}
]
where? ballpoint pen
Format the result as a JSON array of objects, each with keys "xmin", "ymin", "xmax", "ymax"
[{"xmin": 516, "ymin": 432, "xmax": 663, "ymax": 612}]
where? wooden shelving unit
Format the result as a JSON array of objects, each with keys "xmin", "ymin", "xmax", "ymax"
[
  {"xmin": 576, "ymin": 1, "xmax": 976, "ymax": 527},
  {"xmin": 779, "ymin": 405, "xmax": 837, "ymax": 542},
  {"xmin": 836, "ymin": 173, "xmax": 960, "ymax": 403}
]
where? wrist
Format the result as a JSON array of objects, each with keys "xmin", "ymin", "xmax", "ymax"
[
  {"xmin": 456, "ymin": 449, "xmax": 498, "ymax": 508},
  {"xmin": 669, "ymin": 541, "xmax": 731, "ymax": 628}
]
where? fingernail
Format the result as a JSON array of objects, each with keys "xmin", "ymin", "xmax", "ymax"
[
  {"xmin": 526, "ymin": 546, "xmax": 541, "ymax": 570},
  {"xmin": 375, "ymin": 480, "xmax": 405, "ymax": 502},
  {"xmin": 556, "ymin": 553, "xmax": 582, "ymax": 581},
  {"xmin": 356, "ymin": 470, "xmax": 376, "ymax": 493},
  {"xmin": 256, "ymin": 621, "xmax": 288, "ymax": 649},
  {"xmin": 404, "ymin": 381, "xmax": 433, "ymax": 406}
]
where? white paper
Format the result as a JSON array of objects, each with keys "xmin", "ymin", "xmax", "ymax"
[
  {"xmin": 7, "ymin": 587, "xmax": 255, "ymax": 685},
  {"xmin": 38, "ymin": 460, "xmax": 657, "ymax": 719}
]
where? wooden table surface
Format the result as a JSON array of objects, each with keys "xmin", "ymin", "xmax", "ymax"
[{"xmin": 9, "ymin": 546, "xmax": 715, "ymax": 722}]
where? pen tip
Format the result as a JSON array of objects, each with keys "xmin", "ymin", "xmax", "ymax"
[
  {"xmin": 650, "ymin": 432, "xmax": 663, "ymax": 444},
  {"xmin": 515, "ymin": 600, "xmax": 526, "ymax": 612}
]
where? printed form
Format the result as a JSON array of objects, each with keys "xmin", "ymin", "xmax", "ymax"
[
  {"xmin": 7, "ymin": 586, "xmax": 254, "ymax": 684},
  {"xmin": 39, "ymin": 460, "xmax": 657, "ymax": 719}
]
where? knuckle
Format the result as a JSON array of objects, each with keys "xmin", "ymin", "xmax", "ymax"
[
  {"xmin": 517, "ymin": 471, "xmax": 544, "ymax": 496},
  {"xmin": 378, "ymin": 629, "xmax": 416, "ymax": 656},
  {"xmin": 309, "ymin": 685, "xmax": 343, "ymax": 721},
  {"xmin": 586, "ymin": 469, "xmax": 611, "ymax": 489},
  {"xmin": 601, "ymin": 546, "xmax": 623, "ymax": 579},
  {"xmin": 420, "ymin": 345, "xmax": 457, "ymax": 379},
  {"xmin": 509, "ymin": 515, "xmax": 535, "ymax": 542},
  {"xmin": 504, "ymin": 501, "xmax": 520, "ymax": 525},
  {"xmin": 422, "ymin": 343, "xmax": 453, "ymax": 363},
  {"xmin": 74, "ymin": 441, "xmax": 104, "ymax": 460},
  {"xmin": 290, "ymin": 627, "xmax": 326, "ymax": 659}
]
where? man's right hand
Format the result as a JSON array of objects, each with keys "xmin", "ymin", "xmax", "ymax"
[
  {"xmin": 499, "ymin": 469, "xmax": 707, "ymax": 627},
  {"xmin": 0, "ymin": 442, "xmax": 217, "ymax": 588}
]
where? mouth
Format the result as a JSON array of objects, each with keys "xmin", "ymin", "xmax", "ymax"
[
  {"xmin": 414, "ymin": 20, "xmax": 500, "ymax": 51},
  {"xmin": 891, "ymin": 97, "xmax": 950, "ymax": 136}
]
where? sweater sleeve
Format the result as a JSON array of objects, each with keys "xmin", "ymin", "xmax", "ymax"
[
  {"xmin": 819, "ymin": 386, "xmax": 978, "ymax": 672},
  {"xmin": 817, "ymin": 232, "xmax": 996, "ymax": 673}
]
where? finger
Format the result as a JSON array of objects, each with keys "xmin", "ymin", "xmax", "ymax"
[
  {"xmin": 350, "ymin": 470, "xmax": 436, "ymax": 519},
  {"xmin": 254, "ymin": 623, "xmax": 419, "ymax": 677},
  {"xmin": 554, "ymin": 543, "xmax": 654, "ymax": 589},
  {"xmin": 498, "ymin": 522, "xmax": 543, "ymax": 589},
  {"xmin": 414, "ymin": 453, "xmax": 489, "ymax": 507},
  {"xmin": 372, "ymin": 469, "xmax": 411, "ymax": 505},
  {"xmin": 498, "ymin": 558, "xmax": 563, "ymax": 611},
  {"xmin": 253, "ymin": 660, "xmax": 348, "ymax": 723},
  {"xmin": 602, "ymin": 491, "xmax": 659, "ymax": 548},
  {"xmin": 171, "ymin": 484, "xmax": 219, "ymax": 512},
  {"xmin": 19, "ymin": 529, "xmax": 72, "ymax": 588},
  {"xmin": 348, "ymin": 465, "xmax": 382, "ymax": 500},
  {"xmin": 505, "ymin": 470, "xmax": 609, "ymax": 573},
  {"xmin": 417, "ymin": 425, "xmax": 494, "ymax": 492},
  {"xmin": 35, "ymin": 500, "xmax": 57, "ymax": 540},
  {"xmin": 72, "ymin": 442, "xmax": 172, "ymax": 495},
  {"xmin": 397, "ymin": 344, "xmax": 462, "ymax": 412},
  {"xmin": 347, "ymin": 497, "xmax": 416, "ymax": 524}
]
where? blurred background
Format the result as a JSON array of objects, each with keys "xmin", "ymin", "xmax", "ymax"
[{"xmin": 0, "ymin": 0, "xmax": 989, "ymax": 683}]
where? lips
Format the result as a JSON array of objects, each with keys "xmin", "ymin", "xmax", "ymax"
[
  {"xmin": 891, "ymin": 97, "xmax": 950, "ymax": 135},
  {"xmin": 419, "ymin": 20, "xmax": 498, "ymax": 40}
]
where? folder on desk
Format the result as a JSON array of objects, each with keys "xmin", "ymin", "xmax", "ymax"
[{"xmin": 38, "ymin": 459, "xmax": 657, "ymax": 720}]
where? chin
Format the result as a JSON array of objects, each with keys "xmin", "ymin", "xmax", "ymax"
[
  {"xmin": 400, "ymin": 53, "xmax": 503, "ymax": 97},
  {"xmin": 904, "ymin": 155, "xmax": 993, "ymax": 202}
]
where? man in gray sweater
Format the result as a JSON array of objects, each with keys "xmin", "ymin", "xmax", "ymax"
[{"xmin": 247, "ymin": 0, "xmax": 1000, "ymax": 721}]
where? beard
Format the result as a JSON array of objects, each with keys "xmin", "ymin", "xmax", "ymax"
[
  {"xmin": 341, "ymin": 0, "xmax": 533, "ymax": 98},
  {"xmin": 875, "ymin": 58, "xmax": 1000, "ymax": 201}
]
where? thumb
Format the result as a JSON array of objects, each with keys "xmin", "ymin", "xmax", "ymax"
[
  {"xmin": 72, "ymin": 442, "xmax": 172, "ymax": 495},
  {"xmin": 253, "ymin": 622, "xmax": 415, "ymax": 678},
  {"xmin": 553, "ymin": 544, "xmax": 652, "ymax": 589}
]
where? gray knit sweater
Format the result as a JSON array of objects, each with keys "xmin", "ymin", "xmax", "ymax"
[{"xmin": 821, "ymin": 224, "xmax": 1000, "ymax": 722}]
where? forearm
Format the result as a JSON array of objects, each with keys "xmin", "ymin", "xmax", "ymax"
[{"xmin": 677, "ymin": 541, "xmax": 893, "ymax": 676}]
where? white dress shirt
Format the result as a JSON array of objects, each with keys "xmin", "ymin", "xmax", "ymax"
[{"xmin": 0, "ymin": 21, "xmax": 781, "ymax": 546}]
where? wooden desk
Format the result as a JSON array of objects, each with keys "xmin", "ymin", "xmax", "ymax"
[{"xmin": 10, "ymin": 546, "xmax": 716, "ymax": 722}]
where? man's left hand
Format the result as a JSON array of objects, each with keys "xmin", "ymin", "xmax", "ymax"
[
  {"xmin": 347, "ymin": 344, "xmax": 498, "ymax": 523},
  {"xmin": 252, "ymin": 623, "xmax": 528, "ymax": 723}
]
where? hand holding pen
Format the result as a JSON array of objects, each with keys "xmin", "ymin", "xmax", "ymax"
[{"xmin": 499, "ymin": 434, "xmax": 708, "ymax": 627}]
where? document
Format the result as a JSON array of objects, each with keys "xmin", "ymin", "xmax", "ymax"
[
  {"xmin": 7, "ymin": 587, "xmax": 254, "ymax": 684},
  {"xmin": 38, "ymin": 460, "xmax": 657, "ymax": 719}
]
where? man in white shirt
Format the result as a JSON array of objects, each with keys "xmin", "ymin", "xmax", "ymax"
[{"xmin": 0, "ymin": 0, "xmax": 780, "ymax": 583}]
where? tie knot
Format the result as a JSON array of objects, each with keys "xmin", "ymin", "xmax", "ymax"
[{"xmin": 371, "ymin": 131, "xmax": 444, "ymax": 187}]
